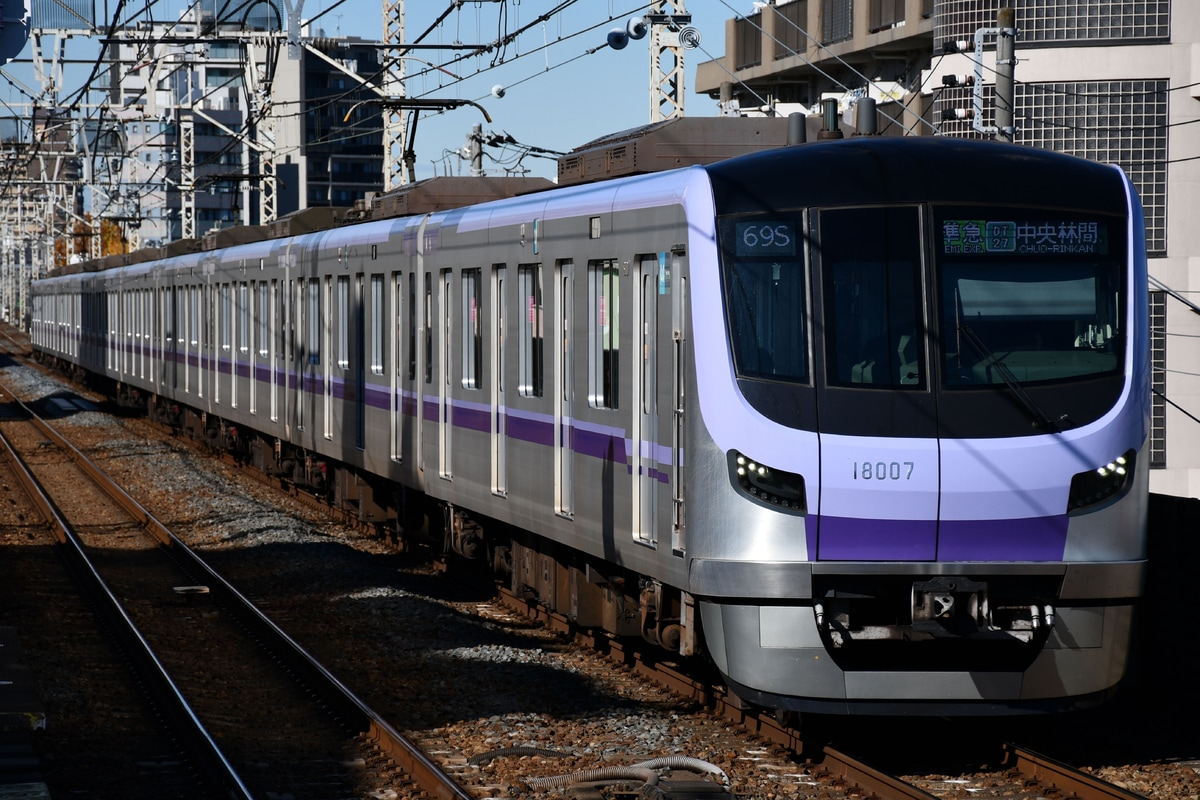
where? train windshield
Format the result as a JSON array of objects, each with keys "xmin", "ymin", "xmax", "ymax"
[
  {"xmin": 936, "ymin": 210, "xmax": 1124, "ymax": 388},
  {"xmin": 718, "ymin": 216, "xmax": 809, "ymax": 382},
  {"xmin": 717, "ymin": 206, "xmax": 1126, "ymax": 398},
  {"xmin": 819, "ymin": 206, "xmax": 925, "ymax": 389}
]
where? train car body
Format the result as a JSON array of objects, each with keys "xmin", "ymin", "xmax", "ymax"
[{"xmin": 30, "ymin": 137, "xmax": 1149, "ymax": 715}]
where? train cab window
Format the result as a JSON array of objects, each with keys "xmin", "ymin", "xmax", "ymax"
[
  {"xmin": 819, "ymin": 206, "xmax": 925, "ymax": 389},
  {"xmin": 717, "ymin": 215, "xmax": 809, "ymax": 383},
  {"xmin": 935, "ymin": 211, "xmax": 1123, "ymax": 387}
]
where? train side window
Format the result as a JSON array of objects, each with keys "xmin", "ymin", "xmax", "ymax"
[
  {"xmin": 189, "ymin": 286, "xmax": 199, "ymax": 347},
  {"xmin": 337, "ymin": 275, "xmax": 350, "ymax": 370},
  {"xmin": 587, "ymin": 259, "xmax": 619, "ymax": 409},
  {"xmin": 424, "ymin": 272, "xmax": 433, "ymax": 384},
  {"xmin": 308, "ymin": 279, "xmax": 321, "ymax": 365},
  {"xmin": 371, "ymin": 275, "xmax": 385, "ymax": 375},
  {"xmin": 239, "ymin": 283, "xmax": 249, "ymax": 354},
  {"xmin": 518, "ymin": 263, "xmax": 543, "ymax": 397},
  {"xmin": 461, "ymin": 268, "xmax": 482, "ymax": 389},
  {"xmin": 494, "ymin": 264, "xmax": 505, "ymax": 394},
  {"xmin": 258, "ymin": 282, "xmax": 269, "ymax": 357},
  {"xmin": 407, "ymin": 272, "xmax": 417, "ymax": 380},
  {"xmin": 204, "ymin": 285, "xmax": 214, "ymax": 353},
  {"xmin": 221, "ymin": 284, "xmax": 232, "ymax": 352},
  {"xmin": 819, "ymin": 206, "xmax": 925, "ymax": 390}
]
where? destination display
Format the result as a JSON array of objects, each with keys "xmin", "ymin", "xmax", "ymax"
[
  {"xmin": 735, "ymin": 220, "xmax": 797, "ymax": 256},
  {"xmin": 941, "ymin": 218, "xmax": 1109, "ymax": 255}
]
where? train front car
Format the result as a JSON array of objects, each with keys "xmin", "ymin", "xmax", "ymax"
[{"xmin": 686, "ymin": 138, "xmax": 1149, "ymax": 715}]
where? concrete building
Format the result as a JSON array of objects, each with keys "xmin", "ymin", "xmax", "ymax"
[
  {"xmin": 696, "ymin": 0, "xmax": 1200, "ymax": 498},
  {"xmin": 107, "ymin": 19, "xmax": 383, "ymax": 247}
]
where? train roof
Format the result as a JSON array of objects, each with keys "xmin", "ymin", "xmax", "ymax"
[
  {"xmin": 557, "ymin": 116, "xmax": 794, "ymax": 186},
  {"xmin": 46, "ymin": 125, "xmax": 1132, "ymax": 280},
  {"xmin": 702, "ymin": 136, "xmax": 1131, "ymax": 215}
]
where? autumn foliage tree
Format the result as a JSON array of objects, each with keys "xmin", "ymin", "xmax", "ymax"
[{"xmin": 53, "ymin": 214, "xmax": 130, "ymax": 268}]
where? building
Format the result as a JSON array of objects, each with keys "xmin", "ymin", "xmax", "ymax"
[
  {"xmin": 696, "ymin": 0, "xmax": 1200, "ymax": 497},
  {"xmin": 107, "ymin": 19, "xmax": 384, "ymax": 247}
]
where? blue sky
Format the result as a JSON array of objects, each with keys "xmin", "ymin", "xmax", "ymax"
[
  {"xmin": 309, "ymin": 0, "xmax": 737, "ymax": 180},
  {"xmin": 2, "ymin": 0, "xmax": 743, "ymax": 182}
]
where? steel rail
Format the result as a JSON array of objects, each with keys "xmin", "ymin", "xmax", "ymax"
[
  {"xmin": 1004, "ymin": 743, "xmax": 1149, "ymax": 800},
  {"xmin": 0, "ymin": 395, "xmax": 256, "ymax": 799},
  {"xmin": 817, "ymin": 747, "xmax": 940, "ymax": 800},
  {"xmin": 0, "ymin": 380, "xmax": 473, "ymax": 800}
]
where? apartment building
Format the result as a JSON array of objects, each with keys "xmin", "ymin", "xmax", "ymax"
[
  {"xmin": 108, "ymin": 19, "xmax": 383, "ymax": 246},
  {"xmin": 696, "ymin": 1, "xmax": 1200, "ymax": 497}
]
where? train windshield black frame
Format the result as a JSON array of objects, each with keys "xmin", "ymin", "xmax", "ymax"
[
  {"xmin": 935, "ymin": 209, "xmax": 1125, "ymax": 390},
  {"xmin": 717, "ymin": 215, "xmax": 810, "ymax": 383}
]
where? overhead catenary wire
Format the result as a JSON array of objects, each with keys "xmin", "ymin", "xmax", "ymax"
[{"xmin": 87, "ymin": 2, "xmax": 616, "ymax": 217}]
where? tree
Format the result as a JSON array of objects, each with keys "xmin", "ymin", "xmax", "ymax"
[{"xmin": 100, "ymin": 218, "xmax": 127, "ymax": 256}]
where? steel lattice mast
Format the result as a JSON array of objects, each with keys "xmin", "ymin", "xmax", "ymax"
[
  {"xmin": 648, "ymin": 0, "xmax": 691, "ymax": 121},
  {"xmin": 382, "ymin": 0, "xmax": 406, "ymax": 189}
]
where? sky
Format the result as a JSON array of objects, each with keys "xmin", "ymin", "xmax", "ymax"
[
  {"xmin": 304, "ymin": 0, "xmax": 736, "ymax": 181},
  {"xmin": 1, "ymin": 0, "xmax": 746, "ymax": 183}
]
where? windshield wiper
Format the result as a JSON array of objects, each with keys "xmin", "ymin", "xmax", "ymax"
[{"xmin": 957, "ymin": 322, "xmax": 1065, "ymax": 433}]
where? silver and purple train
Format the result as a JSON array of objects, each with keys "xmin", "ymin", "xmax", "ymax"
[{"xmin": 30, "ymin": 136, "xmax": 1149, "ymax": 715}]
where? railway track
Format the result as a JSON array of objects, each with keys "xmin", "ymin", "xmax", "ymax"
[{"xmin": 0, "ymin": 375, "xmax": 469, "ymax": 799}]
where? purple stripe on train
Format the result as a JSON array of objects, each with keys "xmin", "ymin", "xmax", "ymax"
[
  {"xmin": 89, "ymin": 341, "xmax": 677, "ymax": 484},
  {"xmin": 505, "ymin": 409, "xmax": 554, "ymax": 447},
  {"xmin": 814, "ymin": 514, "xmax": 1068, "ymax": 561},
  {"xmin": 815, "ymin": 517, "xmax": 937, "ymax": 561},
  {"xmin": 937, "ymin": 515, "xmax": 1068, "ymax": 561},
  {"xmin": 454, "ymin": 402, "xmax": 492, "ymax": 434}
]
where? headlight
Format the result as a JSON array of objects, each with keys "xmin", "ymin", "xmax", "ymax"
[
  {"xmin": 728, "ymin": 450, "xmax": 807, "ymax": 515},
  {"xmin": 1067, "ymin": 449, "xmax": 1136, "ymax": 514}
]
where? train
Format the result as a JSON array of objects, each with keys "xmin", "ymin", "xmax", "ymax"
[{"xmin": 28, "ymin": 132, "xmax": 1149, "ymax": 716}]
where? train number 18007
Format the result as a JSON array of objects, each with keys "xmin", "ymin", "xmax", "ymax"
[{"xmin": 853, "ymin": 461, "xmax": 915, "ymax": 480}]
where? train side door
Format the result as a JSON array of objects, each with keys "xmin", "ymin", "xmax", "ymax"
[
  {"xmin": 555, "ymin": 261, "xmax": 573, "ymax": 516},
  {"xmin": 634, "ymin": 254, "xmax": 659, "ymax": 547},
  {"xmin": 811, "ymin": 206, "xmax": 940, "ymax": 561},
  {"xmin": 282, "ymin": 278, "xmax": 294, "ymax": 436},
  {"xmin": 166, "ymin": 285, "xmax": 178, "ymax": 390},
  {"xmin": 418, "ymin": 269, "xmax": 431, "ymax": 476},
  {"xmin": 671, "ymin": 261, "xmax": 687, "ymax": 554},
  {"xmin": 438, "ymin": 269, "xmax": 452, "ymax": 478},
  {"xmin": 354, "ymin": 273, "xmax": 366, "ymax": 451},
  {"xmin": 491, "ymin": 265, "xmax": 507, "ymax": 495},
  {"xmin": 189, "ymin": 284, "xmax": 200, "ymax": 396},
  {"xmin": 271, "ymin": 278, "xmax": 281, "ymax": 425},
  {"xmin": 325, "ymin": 275, "xmax": 339, "ymax": 441}
]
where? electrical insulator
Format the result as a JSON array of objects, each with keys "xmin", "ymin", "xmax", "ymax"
[{"xmin": 941, "ymin": 74, "xmax": 975, "ymax": 88}]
